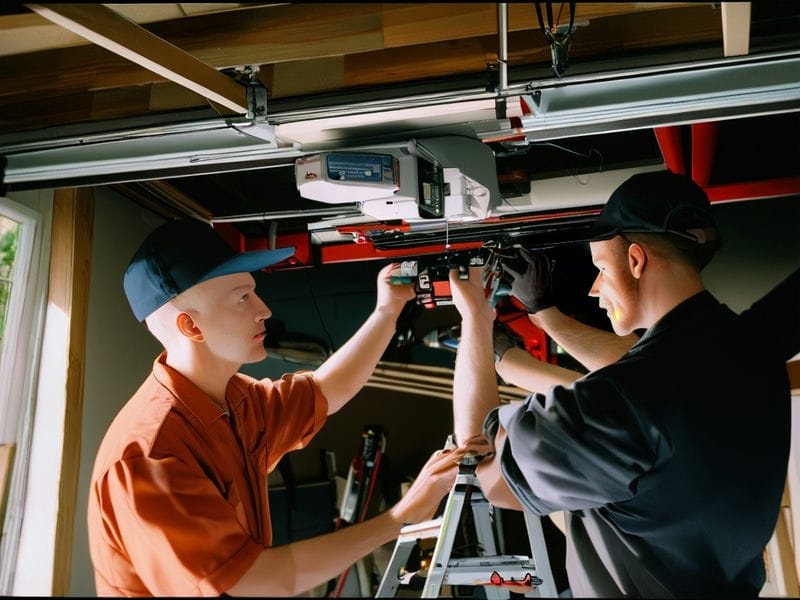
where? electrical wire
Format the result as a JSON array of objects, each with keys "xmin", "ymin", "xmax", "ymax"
[
  {"xmin": 534, "ymin": 1, "xmax": 577, "ymax": 77},
  {"xmin": 496, "ymin": 140, "xmax": 605, "ymax": 210},
  {"xmin": 304, "ymin": 267, "xmax": 337, "ymax": 351},
  {"xmin": 534, "ymin": 141, "xmax": 604, "ymax": 184},
  {"xmin": 252, "ymin": 214, "xmax": 336, "ymax": 352}
]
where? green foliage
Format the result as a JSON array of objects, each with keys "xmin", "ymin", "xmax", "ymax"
[
  {"xmin": 0, "ymin": 225, "xmax": 17, "ymax": 268},
  {"xmin": 0, "ymin": 221, "xmax": 20, "ymax": 344}
]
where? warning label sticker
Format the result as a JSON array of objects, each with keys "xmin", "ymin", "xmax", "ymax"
[{"xmin": 326, "ymin": 154, "xmax": 397, "ymax": 183}]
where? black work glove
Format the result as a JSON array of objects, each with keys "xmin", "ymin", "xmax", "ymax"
[
  {"xmin": 493, "ymin": 327, "xmax": 523, "ymax": 362},
  {"xmin": 500, "ymin": 248, "xmax": 556, "ymax": 314}
]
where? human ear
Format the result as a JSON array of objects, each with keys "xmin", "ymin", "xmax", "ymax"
[
  {"xmin": 176, "ymin": 312, "xmax": 204, "ymax": 341},
  {"xmin": 627, "ymin": 242, "xmax": 647, "ymax": 279}
]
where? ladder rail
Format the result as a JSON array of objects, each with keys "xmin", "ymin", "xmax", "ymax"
[
  {"xmin": 524, "ymin": 509, "xmax": 558, "ymax": 598},
  {"xmin": 376, "ymin": 453, "xmax": 558, "ymax": 598},
  {"xmin": 421, "ymin": 474, "xmax": 473, "ymax": 596},
  {"xmin": 423, "ymin": 472, "xmax": 507, "ymax": 598}
]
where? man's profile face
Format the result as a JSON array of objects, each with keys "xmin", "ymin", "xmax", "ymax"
[
  {"xmin": 588, "ymin": 237, "xmax": 640, "ymax": 336},
  {"xmin": 181, "ymin": 272, "xmax": 272, "ymax": 366}
]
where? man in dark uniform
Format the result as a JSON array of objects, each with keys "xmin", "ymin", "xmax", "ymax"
[{"xmin": 448, "ymin": 170, "xmax": 795, "ymax": 597}]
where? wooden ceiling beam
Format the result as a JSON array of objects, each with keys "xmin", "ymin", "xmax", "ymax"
[
  {"xmin": 0, "ymin": 3, "xmax": 723, "ymax": 133},
  {"xmin": 25, "ymin": 3, "xmax": 249, "ymax": 114},
  {"xmin": 0, "ymin": 4, "xmax": 259, "ymax": 57},
  {"xmin": 2, "ymin": 3, "xmax": 687, "ymax": 60},
  {"xmin": 0, "ymin": 4, "xmax": 719, "ymax": 99},
  {"xmin": 380, "ymin": 2, "xmax": 685, "ymax": 47}
]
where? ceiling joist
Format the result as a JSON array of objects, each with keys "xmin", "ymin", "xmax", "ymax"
[
  {"xmin": 25, "ymin": 3, "xmax": 249, "ymax": 114},
  {"xmin": 0, "ymin": 3, "xmax": 726, "ymax": 133}
]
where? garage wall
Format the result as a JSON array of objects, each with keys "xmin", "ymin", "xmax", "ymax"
[
  {"xmin": 69, "ymin": 190, "xmax": 164, "ymax": 597},
  {"xmin": 69, "ymin": 189, "xmax": 799, "ymax": 596},
  {"xmin": 705, "ymin": 195, "xmax": 800, "ymax": 313}
]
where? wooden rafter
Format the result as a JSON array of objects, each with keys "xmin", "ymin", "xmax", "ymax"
[
  {"xmin": 0, "ymin": 3, "xmax": 723, "ymax": 132},
  {"xmin": 25, "ymin": 3, "xmax": 248, "ymax": 114}
]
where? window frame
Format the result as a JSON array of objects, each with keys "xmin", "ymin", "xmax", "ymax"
[{"xmin": 0, "ymin": 194, "xmax": 51, "ymax": 594}]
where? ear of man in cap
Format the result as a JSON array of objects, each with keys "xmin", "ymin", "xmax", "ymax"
[{"xmin": 124, "ymin": 219, "xmax": 294, "ymax": 322}]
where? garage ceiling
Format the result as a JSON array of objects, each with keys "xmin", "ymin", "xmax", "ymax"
[{"xmin": 0, "ymin": 2, "xmax": 799, "ymax": 262}]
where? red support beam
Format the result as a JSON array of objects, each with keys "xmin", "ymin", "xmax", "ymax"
[
  {"xmin": 704, "ymin": 176, "xmax": 800, "ymax": 203},
  {"xmin": 691, "ymin": 121, "xmax": 719, "ymax": 188},
  {"xmin": 213, "ymin": 222, "xmax": 306, "ymax": 268},
  {"xmin": 654, "ymin": 125, "xmax": 686, "ymax": 175},
  {"xmin": 244, "ymin": 231, "xmax": 312, "ymax": 267},
  {"xmin": 320, "ymin": 240, "xmax": 485, "ymax": 264}
]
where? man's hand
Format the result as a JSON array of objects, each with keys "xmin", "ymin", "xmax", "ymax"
[
  {"xmin": 500, "ymin": 249, "xmax": 556, "ymax": 314},
  {"xmin": 449, "ymin": 265, "xmax": 495, "ymax": 324},
  {"xmin": 493, "ymin": 328, "xmax": 523, "ymax": 362},
  {"xmin": 376, "ymin": 262, "xmax": 417, "ymax": 314},
  {"xmin": 389, "ymin": 446, "xmax": 466, "ymax": 525},
  {"xmin": 459, "ymin": 433, "xmax": 496, "ymax": 460}
]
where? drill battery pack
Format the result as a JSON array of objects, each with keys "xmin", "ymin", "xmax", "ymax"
[{"xmin": 392, "ymin": 250, "xmax": 489, "ymax": 308}]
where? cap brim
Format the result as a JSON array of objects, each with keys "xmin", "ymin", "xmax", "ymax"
[
  {"xmin": 202, "ymin": 246, "xmax": 295, "ymax": 282},
  {"xmin": 542, "ymin": 223, "xmax": 616, "ymax": 247},
  {"xmin": 579, "ymin": 224, "xmax": 617, "ymax": 243}
]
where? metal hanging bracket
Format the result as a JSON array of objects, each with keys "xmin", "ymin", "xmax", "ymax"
[
  {"xmin": 224, "ymin": 65, "xmax": 276, "ymax": 143},
  {"xmin": 534, "ymin": 1, "xmax": 577, "ymax": 78}
]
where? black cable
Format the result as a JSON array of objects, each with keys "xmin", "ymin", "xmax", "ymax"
[
  {"xmin": 533, "ymin": 141, "xmax": 605, "ymax": 174},
  {"xmin": 534, "ymin": 1, "xmax": 548, "ymax": 37},
  {"xmin": 251, "ymin": 216, "xmax": 336, "ymax": 353},
  {"xmin": 534, "ymin": 1, "xmax": 577, "ymax": 78},
  {"xmin": 304, "ymin": 267, "xmax": 337, "ymax": 351}
]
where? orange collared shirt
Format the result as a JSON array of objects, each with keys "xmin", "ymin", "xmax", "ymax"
[{"xmin": 87, "ymin": 352, "xmax": 328, "ymax": 596}]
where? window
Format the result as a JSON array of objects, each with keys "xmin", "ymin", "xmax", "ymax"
[
  {"xmin": 0, "ymin": 212, "xmax": 21, "ymax": 554},
  {"xmin": 0, "ymin": 195, "xmax": 49, "ymax": 594},
  {"xmin": 0, "ymin": 215, "xmax": 18, "ymax": 354}
]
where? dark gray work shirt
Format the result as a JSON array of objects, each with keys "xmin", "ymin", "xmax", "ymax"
[{"xmin": 487, "ymin": 288, "xmax": 795, "ymax": 598}]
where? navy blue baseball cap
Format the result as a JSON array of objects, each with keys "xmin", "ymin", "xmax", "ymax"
[
  {"xmin": 124, "ymin": 219, "xmax": 295, "ymax": 322},
  {"xmin": 588, "ymin": 170, "xmax": 721, "ymax": 247}
]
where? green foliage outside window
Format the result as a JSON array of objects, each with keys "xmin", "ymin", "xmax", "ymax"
[{"xmin": 0, "ymin": 216, "xmax": 19, "ymax": 347}]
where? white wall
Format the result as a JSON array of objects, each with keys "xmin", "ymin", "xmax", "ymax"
[
  {"xmin": 69, "ymin": 189, "xmax": 164, "ymax": 597},
  {"xmin": 704, "ymin": 195, "xmax": 800, "ymax": 313}
]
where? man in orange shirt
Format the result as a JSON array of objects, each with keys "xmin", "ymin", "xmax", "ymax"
[{"xmin": 88, "ymin": 218, "xmax": 464, "ymax": 596}]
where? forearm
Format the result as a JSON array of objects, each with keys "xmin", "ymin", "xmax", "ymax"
[
  {"xmin": 475, "ymin": 426, "xmax": 523, "ymax": 511},
  {"xmin": 229, "ymin": 511, "xmax": 402, "ymax": 597},
  {"xmin": 496, "ymin": 347, "xmax": 581, "ymax": 393},
  {"xmin": 313, "ymin": 304, "xmax": 402, "ymax": 413},
  {"xmin": 453, "ymin": 313, "xmax": 499, "ymax": 446},
  {"xmin": 532, "ymin": 307, "xmax": 636, "ymax": 371}
]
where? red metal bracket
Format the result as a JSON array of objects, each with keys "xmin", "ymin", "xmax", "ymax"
[
  {"xmin": 212, "ymin": 222, "xmax": 310, "ymax": 269},
  {"xmin": 320, "ymin": 239, "xmax": 485, "ymax": 264},
  {"xmin": 497, "ymin": 309, "xmax": 550, "ymax": 363}
]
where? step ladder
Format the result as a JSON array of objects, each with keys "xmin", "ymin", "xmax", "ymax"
[{"xmin": 376, "ymin": 452, "xmax": 558, "ymax": 598}]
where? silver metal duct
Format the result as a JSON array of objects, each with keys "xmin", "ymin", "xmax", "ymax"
[{"xmin": 1, "ymin": 51, "xmax": 798, "ymax": 189}]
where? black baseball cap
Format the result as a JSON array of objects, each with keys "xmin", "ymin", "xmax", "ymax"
[
  {"xmin": 124, "ymin": 219, "xmax": 295, "ymax": 322},
  {"xmin": 588, "ymin": 170, "xmax": 721, "ymax": 247}
]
